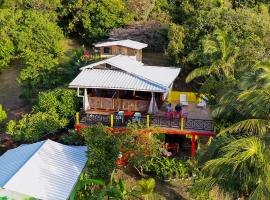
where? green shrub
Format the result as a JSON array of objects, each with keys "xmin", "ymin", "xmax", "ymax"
[
  {"xmin": 34, "ymin": 88, "xmax": 79, "ymax": 119},
  {"xmin": 59, "ymin": 129, "xmax": 84, "ymax": 145},
  {"xmin": 117, "ymin": 124, "xmax": 163, "ymax": 176},
  {"xmin": 8, "ymin": 111, "xmax": 67, "ymax": 142},
  {"xmin": 136, "ymin": 178, "xmax": 156, "ymax": 198},
  {"xmin": 142, "ymin": 156, "xmax": 189, "ymax": 180},
  {"xmin": 75, "ymin": 170, "xmax": 129, "ymax": 199},
  {"xmin": 82, "ymin": 126, "xmax": 119, "ymax": 180},
  {"xmin": 0, "ymin": 105, "xmax": 7, "ymax": 130}
]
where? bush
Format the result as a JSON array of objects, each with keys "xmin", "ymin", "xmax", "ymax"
[
  {"xmin": 0, "ymin": 105, "xmax": 7, "ymax": 131},
  {"xmin": 34, "ymin": 88, "xmax": 79, "ymax": 119},
  {"xmin": 8, "ymin": 111, "xmax": 67, "ymax": 142},
  {"xmin": 142, "ymin": 156, "xmax": 189, "ymax": 180},
  {"xmin": 117, "ymin": 124, "xmax": 163, "ymax": 175},
  {"xmin": 60, "ymin": 0, "xmax": 132, "ymax": 42},
  {"xmin": 59, "ymin": 129, "xmax": 84, "ymax": 145},
  {"xmin": 82, "ymin": 126, "xmax": 119, "ymax": 180}
]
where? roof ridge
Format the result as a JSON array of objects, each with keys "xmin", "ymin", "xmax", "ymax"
[{"xmin": 2, "ymin": 140, "xmax": 47, "ymax": 187}]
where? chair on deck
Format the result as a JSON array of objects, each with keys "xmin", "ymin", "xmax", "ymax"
[
  {"xmin": 180, "ymin": 94, "xmax": 189, "ymax": 106},
  {"xmin": 116, "ymin": 111, "xmax": 124, "ymax": 125},
  {"xmin": 197, "ymin": 98, "xmax": 207, "ymax": 108},
  {"xmin": 132, "ymin": 112, "xmax": 141, "ymax": 123}
]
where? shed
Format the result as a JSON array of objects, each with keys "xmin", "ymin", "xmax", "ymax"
[
  {"xmin": 0, "ymin": 140, "xmax": 87, "ymax": 200},
  {"xmin": 94, "ymin": 39, "xmax": 148, "ymax": 61}
]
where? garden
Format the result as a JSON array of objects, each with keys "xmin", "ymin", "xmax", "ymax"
[{"xmin": 71, "ymin": 125, "xmax": 193, "ymax": 199}]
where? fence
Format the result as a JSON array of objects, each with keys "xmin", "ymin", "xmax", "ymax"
[{"xmin": 80, "ymin": 113, "xmax": 214, "ymax": 132}]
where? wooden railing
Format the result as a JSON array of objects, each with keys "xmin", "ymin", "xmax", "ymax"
[
  {"xmin": 80, "ymin": 114, "xmax": 214, "ymax": 132},
  {"xmin": 88, "ymin": 97, "xmax": 149, "ymax": 112}
]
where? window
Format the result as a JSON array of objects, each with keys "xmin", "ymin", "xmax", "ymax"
[{"xmin": 103, "ymin": 47, "xmax": 111, "ymax": 54}]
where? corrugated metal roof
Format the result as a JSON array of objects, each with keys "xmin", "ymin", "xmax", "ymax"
[
  {"xmin": 0, "ymin": 141, "xmax": 45, "ymax": 187},
  {"xmin": 94, "ymin": 39, "xmax": 148, "ymax": 50},
  {"xmin": 80, "ymin": 55, "xmax": 144, "ymax": 70},
  {"xmin": 0, "ymin": 140, "xmax": 87, "ymax": 200},
  {"xmin": 69, "ymin": 69, "xmax": 167, "ymax": 92},
  {"xmin": 75, "ymin": 55, "xmax": 181, "ymax": 92}
]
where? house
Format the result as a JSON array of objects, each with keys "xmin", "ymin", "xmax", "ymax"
[
  {"xmin": 69, "ymin": 54, "xmax": 181, "ymax": 115},
  {"xmin": 0, "ymin": 140, "xmax": 87, "ymax": 200},
  {"xmin": 94, "ymin": 39, "xmax": 148, "ymax": 61},
  {"xmin": 69, "ymin": 41, "xmax": 214, "ymax": 159}
]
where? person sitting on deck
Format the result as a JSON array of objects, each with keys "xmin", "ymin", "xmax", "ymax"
[
  {"xmin": 175, "ymin": 103, "xmax": 182, "ymax": 113},
  {"xmin": 165, "ymin": 102, "xmax": 172, "ymax": 112}
]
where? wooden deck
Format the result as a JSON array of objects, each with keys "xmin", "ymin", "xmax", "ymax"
[{"xmin": 82, "ymin": 96, "xmax": 214, "ymax": 133}]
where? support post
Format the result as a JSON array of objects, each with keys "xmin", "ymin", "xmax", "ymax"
[
  {"xmin": 110, "ymin": 114, "xmax": 114, "ymax": 128},
  {"xmin": 146, "ymin": 115, "xmax": 150, "ymax": 128},
  {"xmin": 191, "ymin": 134, "xmax": 196, "ymax": 159},
  {"xmin": 76, "ymin": 112, "xmax": 80, "ymax": 125},
  {"xmin": 180, "ymin": 117, "xmax": 184, "ymax": 130}
]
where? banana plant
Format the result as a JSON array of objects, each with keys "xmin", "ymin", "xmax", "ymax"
[{"xmin": 135, "ymin": 178, "xmax": 156, "ymax": 200}]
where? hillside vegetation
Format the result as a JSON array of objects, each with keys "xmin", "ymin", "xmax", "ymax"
[{"xmin": 0, "ymin": 0, "xmax": 270, "ymax": 199}]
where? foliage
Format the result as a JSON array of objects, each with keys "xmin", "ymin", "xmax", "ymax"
[
  {"xmin": 166, "ymin": 23, "xmax": 185, "ymax": 65},
  {"xmin": 0, "ymin": 37, "xmax": 14, "ymax": 71},
  {"xmin": 0, "ymin": 105, "xmax": 7, "ymax": 131},
  {"xmin": 33, "ymin": 88, "xmax": 79, "ymax": 119},
  {"xmin": 0, "ymin": 105, "xmax": 7, "ymax": 123},
  {"xmin": 191, "ymin": 63, "xmax": 270, "ymax": 198},
  {"xmin": 0, "ymin": 8, "xmax": 64, "ymax": 96},
  {"xmin": 136, "ymin": 178, "xmax": 156, "ymax": 199},
  {"xmin": 60, "ymin": 0, "xmax": 131, "ymax": 42},
  {"xmin": 142, "ymin": 156, "xmax": 189, "ymax": 180},
  {"xmin": 117, "ymin": 124, "xmax": 163, "ymax": 175},
  {"xmin": 149, "ymin": 0, "xmax": 174, "ymax": 22},
  {"xmin": 0, "ymin": 9, "xmax": 18, "ymax": 71},
  {"xmin": 0, "ymin": 0, "xmax": 61, "ymax": 13},
  {"xmin": 82, "ymin": 126, "xmax": 119, "ymax": 180},
  {"xmin": 186, "ymin": 29, "xmax": 238, "ymax": 83},
  {"xmin": 6, "ymin": 120, "xmax": 16, "ymax": 135},
  {"xmin": 18, "ymin": 50, "xmax": 60, "ymax": 97},
  {"xmin": 7, "ymin": 111, "xmax": 67, "ymax": 142},
  {"xmin": 126, "ymin": 0, "xmax": 156, "ymax": 21},
  {"xmin": 59, "ymin": 129, "xmax": 84, "ymax": 145},
  {"xmin": 15, "ymin": 10, "xmax": 63, "ymax": 96},
  {"xmin": 58, "ymin": 47, "xmax": 103, "ymax": 85},
  {"xmin": 75, "ymin": 170, "xmax": 129, "ymax": 200},
  {"xmin": 167, "ymin": 2, "xmax": 270, "ymax": 75}
]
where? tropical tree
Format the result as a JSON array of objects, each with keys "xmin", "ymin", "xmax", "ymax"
[
  {"xmin": 191, "ymin": 63, "xmax": 270, "ymax": 199},
  {"xmin": 59, "ymin": 0, "xmax": 131, "ymax": 42},
  {"xmin": 186, "ymin": 29, "xmax": 238, "ymax": 83}
]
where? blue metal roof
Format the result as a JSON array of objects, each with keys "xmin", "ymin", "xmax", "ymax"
[{"xmin": 0, "ymin": 140, "xmax": 87, "ymax": 200}]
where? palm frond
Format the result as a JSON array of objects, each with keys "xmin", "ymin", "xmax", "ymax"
[
  {"xmin": 238, "ymin": 89, "xmax": 270, "ymax": 118},
  {"xmin": 203, "ymin": 137, "xmax": 267, "ymax": 187},
  {"xmin": 249, "ymin": 181, "xmax": 270, "ymax": 200},
  {"xmin": 185, "ymin": 66, "xmax": 211, "ymax": 83},
  {"xmin": 220, "ymin": 119, "xmax": 269, "ymax": 135}
]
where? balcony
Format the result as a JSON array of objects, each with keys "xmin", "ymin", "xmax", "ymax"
[{"xmin": 81, "ymin": 99, "xmax": 214, "ymax": 133}]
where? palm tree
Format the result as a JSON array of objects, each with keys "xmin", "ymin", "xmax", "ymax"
[
  {"xmin": 186, "ymin": 29, "xmax": 238, "ymax": 83},
  {"xmin": 192, "ymin": 64, "xmax": 270, "ymax": 199}
]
